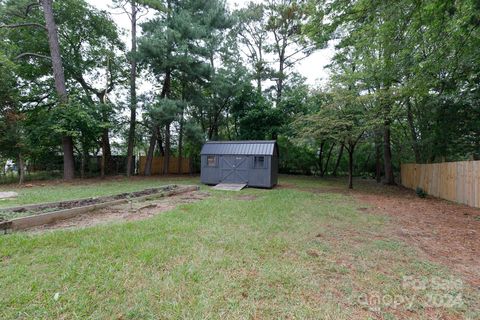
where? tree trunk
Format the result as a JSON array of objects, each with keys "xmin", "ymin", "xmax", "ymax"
[
  {"xmin": 375, "ymin": 137, "xmax": 382, "ymax": 183},
  {"xmin": 256, "ymin": 39, "xmax": 263, "ymax": 93},
  {"xmin": 42, "ymin": 0, "xmax": 67, "ymax": 100},
  {"xmin": 62, "ymin": 136, "xmax": 75, "ymax": 180},
  {"xmin": 383, "ymin": 123, "xmax": 395, "ymax": 185},
  {"xmin": 163, "ymin": 122, "xmax": 170, "ymax": 175},
  {"xmin": 100, "ymin": 148, "xmax": 105, "ymax": 179},
  {"xmin": 406, "ymin": 100, "xmax": 421, "ymax": 163},
  {"xmin": 144, "ymin": 127, "xmax": 157, "ymax": 176},
  {"xmin": 144, "ymin": 66, "xmax": 171, "ymax": 174},
  {"xmin": 177, "ymin": 114, "xmax": 184, "ymax": 174},
  {"xmin": 256, "ymin": 73, "xmax": 262, "ymax": 94},
  {"xmin": 101, "ymin": 128, "xmax": 113, "ymax": 177},
  {"xmin": 160, "ymin": 69, "xmax": 171, "ymax": 98},
  {"xmin": 225, "ymin": 113, "xmax": 232, "ymax": 140},
  {"xmin": 347, "ymin": 147, "xmax": 354, "ymax": 189},
  {"xmin": 41, "ymin": 0, "xmax": 75, "ymax": 180},
  {"xmin": 156, "ymin": 126, "xmax": 165, "ymax": 156},
  {"xmin": 80, "ymin": 148, "xmax": 86, "ymax": 179},
  {"xmin": 126, "ymin": 0, "xmax": 138, "ymax": 177},
  {"xmin": 277, "ymin": 58, "xmax": 284, "ymax": 103},
  {"xmin": 17, "ymin": 153, "xmax": 25, "ymax": 185},
  {"xmin": 323, "ymin": 143, "xmax": 335, "ymax": 176},
  {"xmin": 208, "ymin": 125, "xmax": 215, "ymax": 140},
  {"xmin": 318, "ymin": 141, "xmax": 325, "ymax": 176},
  {"xmin": 363, "ymin": 152, "xmax": 372, "ymax": 174},
  {"xmin": 332, "ymin": 143, "xmax": 344, "ymax": 177}
]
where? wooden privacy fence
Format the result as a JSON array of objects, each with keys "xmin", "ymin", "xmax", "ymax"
[
  {"xmin": 401, "ymin": 161, "xmax": 480, "ymax": 208},
  {"xmin": 138, "ymin": 156, "xmax": 191, "ymax": 175}
]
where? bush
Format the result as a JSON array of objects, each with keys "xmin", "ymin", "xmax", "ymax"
[{"xmin": 416, "ymin": 187, "xmax": 427, "ymax": 198}]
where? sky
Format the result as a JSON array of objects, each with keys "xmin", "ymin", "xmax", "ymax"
[{"xmin": 86, "ymin": 0, "xmax": 335, "ymax": 87}]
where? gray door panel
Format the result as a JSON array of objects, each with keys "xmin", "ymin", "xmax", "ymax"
[{"xmin": 220, "ymin": 156, "xmax": 249, "ymax": 183}]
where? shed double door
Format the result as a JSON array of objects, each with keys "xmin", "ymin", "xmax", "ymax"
[{"xmin": 220, "ymin": 155, "xmax": 249, "ymax": 184}]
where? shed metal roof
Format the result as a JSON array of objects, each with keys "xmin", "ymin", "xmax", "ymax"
[{"xmin": 200, "ymin": 140, "xmax": 277, "ymax": 156}]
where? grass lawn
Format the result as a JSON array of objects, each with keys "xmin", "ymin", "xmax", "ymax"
[{"xmin": 0, "ymin": 176, "xmax": 478, "ymax": 319}]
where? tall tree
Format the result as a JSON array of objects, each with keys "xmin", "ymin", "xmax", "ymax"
[
  {"xmin": 40, "ymin": 0, "xmax": 75, "ymax": 180},
  {"xmin": 234, "ymin": 2, "xmax": 269, "ymax": 93},
  {"xmin": 294, "ymin": 87, "xmax": 370, "ymax": 188},
  {"xmin": 127, "ymin": 1, "xmax": 138, "ymax": 177},
  {"xmin": 140, "ymin": 0, "xmax": 229, "ymax": 173},
  {"xmin": 1, "ymin": 0, "xmax": 132, "ymax": 180},
  {"xmin": 55, "ymin": 0, "xmax": 127, "ymax": 177},
  {"xmin": 112, "ymin": 0, "xmax": 148, "ymax": 177},
  {"xmin": 265, "ymin": 0, "xmax": 315, "ymax": 103}
]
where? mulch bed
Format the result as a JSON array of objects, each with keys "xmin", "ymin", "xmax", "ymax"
[
  {"xmin": 300, "ymin": 179, "xmax": 480, "ymax": 287},
  {"xmin": 352, "ymin": 183, "xmax": 480, "ymax": 287},
  {"xmin": 292, "ymin": 179, "xmax": 480, "ymax": 290}
]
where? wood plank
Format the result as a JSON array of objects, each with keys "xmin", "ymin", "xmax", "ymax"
[
  {"xmin": 212, "ymin": 183, "xmax": 247, "ymax": 191},
  {"xmin": 4, "ymin": 185, "xmax": 199, "ymax": 231},
  {"xmin": 401, "ymin": 160, "xmax": 480, "ymax": 208},
  {"xmin": 138, "ymin": 156, "xmax": 191, "ymax": 174}
]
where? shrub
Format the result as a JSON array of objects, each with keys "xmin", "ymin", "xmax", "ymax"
[{"xmin": 416, "ymin": 187, "xmax": 427, "ymax": 198}]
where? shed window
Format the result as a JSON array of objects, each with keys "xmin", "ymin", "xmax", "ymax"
[
  {"xmin": 207, "ymin": 155, "xmax": 216, "ymax": 167},
  {"xmin": 254, "ymin": 156, "xmax": 265, "ymax": 169}
]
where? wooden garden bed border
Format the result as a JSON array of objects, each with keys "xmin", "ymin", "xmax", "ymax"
[{"xmin": 0, "ymin": 185, "xmax": 199, "ymax": 232}]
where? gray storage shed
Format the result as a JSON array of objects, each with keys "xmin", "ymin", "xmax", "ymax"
[{"xmin": 200, "ymin": 140, "xmax": 278, "ymax": 188}]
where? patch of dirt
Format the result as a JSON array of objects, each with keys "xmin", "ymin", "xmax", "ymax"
[
  {"xmin": 345, "ymin": 180, "xmax": 480, "ymax": 287},
  {"xmin": 306, "ymin": 249, "xmax": 320, "ymax": 257},
  {"xmin": 0, "ymin": 185, "xmax": 179, "ymax": 217},
  {"xmin": 26, "ymin": 191, "xmax": 209, "ymax": 232}
]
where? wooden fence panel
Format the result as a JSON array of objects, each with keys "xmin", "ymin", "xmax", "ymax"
[
  {"xmin": 401, "ymin": 160, "xmax": 480, "ymax": 208},
  {"xmin": 138, "ymin": 156, "xmax": 191, "ymax": 175}
]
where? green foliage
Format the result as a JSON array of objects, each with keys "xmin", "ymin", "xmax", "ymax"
[
  {"xmin": 49, "ymin": 98, "xmax": 102, "ymax": 139},
  {"xmin": 416, "ymin": 187, "xmax": 427, "ymax": 198},
  {"xmin": 323, "ymin": 0, "xmax": 480, "ymax": 164},
  {"xmin": 0, "ymin": 52, "xmax": 25, "ymax": 162},
  {"xmin": 233, "ymin": 2, "xmax": 271, "ymax": 91},
  {"xmin": 139, "ymin": 0, "xmax": 228, "ymax": 81},
  {"xmin": 1, "ymin": 0, "xmax": 479, "ymax": 179},
  {"xmin": 0, "ymin": 0, "xmax": 126, "ymax": 177},
  {"xmin": 0, "ymin": 111, "xmax": 24, "ymax": 160},
  {"xmin": 278, "ymin": 137, "xmax": 317, "ymax": 174},
  {"xmin": 182, "ymin": 121, "xmax": 203, "ymax": 153},
  {"xmin": 146, "ymin": 98, "xmax": 183, "ymax": 128},
  {"xmin": 239, "ymin": 103, "xmax": 283, "ymax": 140}
]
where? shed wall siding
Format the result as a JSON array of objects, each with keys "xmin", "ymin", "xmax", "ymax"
[
  {"xmin": 247, "ymin": 156, "xmax": 271, "ymax": 187},
  {"xmin": 271, "ymin": 151, "xmax": 278, "ymax": 186},
  {"xmin": 200, "ymin": 141, "xmax": 279, "ymax": 188},
  {"xmin": 200, "ymin": 155, "xmax": 221, "ymax": 184},
  {"xmin": 201, "ymin": 155, "xmax": 275, "ymax": 188}
]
